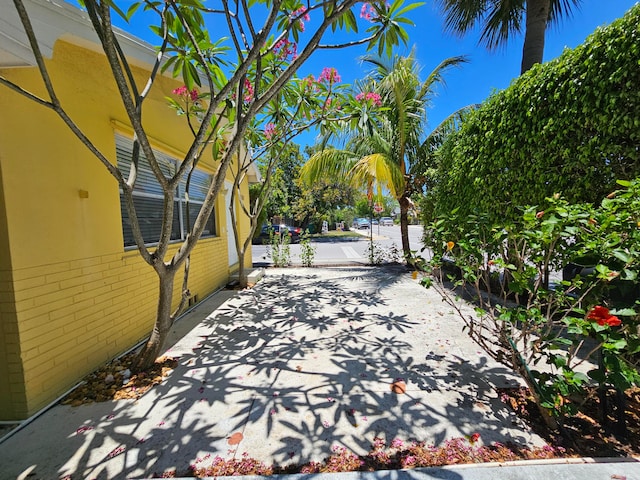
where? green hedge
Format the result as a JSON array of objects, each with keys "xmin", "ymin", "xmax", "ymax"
[{"xmin": 430, "ymin": 4, "xmax": 640, "ymax": 220}]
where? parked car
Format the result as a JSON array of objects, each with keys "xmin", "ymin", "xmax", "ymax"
[
  {"xmin": 380, "ymin": 217, "xmax": 394, "ymax": 226},
  {"xmin": 253, "ymin": 224, "xmax": 301, "ymax": 244},
  {"xmin": 352, "ymin": 218, "xmax": 370, "ymax": 229}
]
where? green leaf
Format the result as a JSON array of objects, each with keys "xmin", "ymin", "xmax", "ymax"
[
  {"xmin": 394, "ymin": 2, "xmax": 425, "ymax": 17},
  {"xmin": 541, "ymin": 401, "xmax": 555, "ymax": 410},
  {"xmin": 105, "ymin": 0, "xmax": 128, "ymax": 21},
  {"xmin": 420, "ymin": 277, "xmax": 433, "ymax": 288},
  {"xmin": 610, "ymin": 307, "xmax": 636, "ymax": 316},
  {"xmin": 612, "ymin": 249, "xmax": 632, "ymax": 263},
  {"xmin": 126, "ymin": 2, "xmax": 141, "ymax": 20},
  {"xmin": 344, "ymin": 10, "xmax": 358, "ymax": 32},
  {"xmin": 604, "ymin": 338, "xmax": 628, "ymax": 350},
  {"xmin": 573, "ymin": 372, "xmax": 589, "ymax": 384}
]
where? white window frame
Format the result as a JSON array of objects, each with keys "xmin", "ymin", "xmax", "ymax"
[{"xmin": 116, "ymin": 134, "xmax": 216, "ymax": 248}]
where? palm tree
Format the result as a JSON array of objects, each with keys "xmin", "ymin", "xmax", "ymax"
[
  {"xmin": 436, "ymin": 0, "xmax": 582, "ymax": 73},
  {"xmin": 301, "ymin": 53, "xmax": 466, "ymax": 259}
]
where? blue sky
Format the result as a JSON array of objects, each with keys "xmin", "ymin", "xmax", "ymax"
[
  {"xmin": 298, "ymin": 0, "xmax": 638, "ymax": 134},
  {"xmin": 101, "ymin": 1, "xmax": 637, "ymax": 145}
]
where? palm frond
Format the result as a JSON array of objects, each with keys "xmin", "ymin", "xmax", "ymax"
[
  {"xmin": 300, "ymin": 148, "xmax": 358, "ymax": 185},
  {"xmin": 306, "ymin": 52, "xmax": 465, "ymax": 206},
  {"xmin": 420, "ymin": 104, "xmax": 478, "ymax": 153},
  {"xmin": 349, "ymin": 152, "xmax": 404, "ymax": 198},
  {"xmin": 437, "ymin": 0, "xmax": 489, "ymax": 36},
  {"xmin": 548, "ymin": 0, "xmax": 582, "ymax": 25},
  {"xmin": 480, "ymin": 0, "xmax": 525, "ymax": 50},
  {"xmin": 420, "ymin": 55, "xmax": 469, "ymax": 99}
]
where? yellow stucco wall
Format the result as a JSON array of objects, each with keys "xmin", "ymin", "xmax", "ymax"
[{"xmin": 0, "ymin": 39, "xmax": 251, "ymax": 420}]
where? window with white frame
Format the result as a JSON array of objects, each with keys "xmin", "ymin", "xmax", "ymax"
[{"xmin": 116, "ymin": 135, "xmax": 216, "ymax": 248}]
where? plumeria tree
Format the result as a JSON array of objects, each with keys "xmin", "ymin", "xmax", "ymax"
[
  {"xmin": 169, "ymin": 45, "xmax": 349, "ymax": 287},
  {"xmin": 230, "ymin": 65, "xmax": 349, "ymax": 287},
  {"xmin": 2, "ymin": 0, "xmax": 421, "ymax": 370}
]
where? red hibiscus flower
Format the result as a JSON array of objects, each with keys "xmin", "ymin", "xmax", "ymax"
[{"xmin": 587, "ymin": 306, "xmax": 621, "ymax": 327}]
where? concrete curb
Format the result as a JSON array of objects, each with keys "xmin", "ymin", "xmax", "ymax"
[{"xmin": 163, "ymin": 457, "xmax": 640, "ymax": 480}]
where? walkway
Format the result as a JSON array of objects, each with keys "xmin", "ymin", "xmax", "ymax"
[{"xmin": 0, "ymin": 266, "xmax": 634, "ymax": 479}]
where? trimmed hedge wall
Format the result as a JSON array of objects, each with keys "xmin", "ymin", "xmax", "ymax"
[{"xmin": 431, "ymin": 4, "xmax": 640, "ymax": 220}]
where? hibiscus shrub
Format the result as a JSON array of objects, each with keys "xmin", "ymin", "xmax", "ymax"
[{"xmin": 421, "ymin": 179, "xmax": 640, "ymax": 426}]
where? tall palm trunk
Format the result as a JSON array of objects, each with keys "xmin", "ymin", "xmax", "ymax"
[
  {"xmin": 399, "ymin": 195, "xmax": 412, "ymax": 259},
  {"xmin": 521, "ymin": 0, "xmax": 551, "ymax": 73}
]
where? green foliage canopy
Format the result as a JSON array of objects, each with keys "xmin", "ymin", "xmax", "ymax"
[{"xmin": 429, "ymin": 4, "xmax": 640, "ymax": 221}]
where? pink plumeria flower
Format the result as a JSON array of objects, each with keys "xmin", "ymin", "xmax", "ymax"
[
  {"xmin": 391, "ymin": 438, "xmax": 404, "ymax": 449},
  {"xmin": 173, "ymin": 85, "xmax": 188, "ymax": 96},
  {"xmin": 318, "ymin": 67, "xmax": 341, "ymax": 84},
  {"xmin": 264, "ymin": 123, "xmax": 276, "ymax": 140}
]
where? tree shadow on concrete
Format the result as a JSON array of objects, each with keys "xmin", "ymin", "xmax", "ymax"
[{"xmin": 0, "ymin": 266, "xmax": 533, "ymax": 479}]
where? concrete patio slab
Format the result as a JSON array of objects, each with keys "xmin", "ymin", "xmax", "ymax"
[{"xmin": 0, "ymin": 266, "xmax": 594, "ymax": 479}]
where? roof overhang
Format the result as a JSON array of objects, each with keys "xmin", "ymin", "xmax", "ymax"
[
  {"xmin": 247, "ymin": 161, "xmax": 261, "ymax": 184},
  {"xmin": 0, "ymin": 0, "xmax": 158, "ymax": 69}
]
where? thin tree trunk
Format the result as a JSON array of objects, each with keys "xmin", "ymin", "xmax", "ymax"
[
  {"xmin": 133, "ymin": 269, "xmax": 175, "ymax": 371},
  {"xmin": 510, "ymin": 342, "xmax": 559, "ymax": 431},
  {"xmin": 521, "ymin": 0, "xmax": 551, "ymax": 73},
  {"xmin": 399, "ymin": 195, "xmax": 412, "ymax": 260},
  {"xmin": 237, "ymin": 251, "xmax": 248, "ymax": 287}
]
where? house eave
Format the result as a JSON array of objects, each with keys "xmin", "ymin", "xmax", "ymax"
[
  {"xmin": 247, "ymin": 162, "xmax": 262, "ymax": 184},
  {"xmin": 0, "ymin": 0, "xmax": 159, "ymax": 70}
]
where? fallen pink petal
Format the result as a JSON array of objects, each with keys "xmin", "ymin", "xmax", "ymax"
[{"xmin": 107, "ymin": 446, "xmax": 126, "ymax": 459}]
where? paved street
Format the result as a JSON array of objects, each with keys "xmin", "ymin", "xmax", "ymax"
[{"xmin": 253, "ymin": 225, "xmax": 425, "ymax": 266}]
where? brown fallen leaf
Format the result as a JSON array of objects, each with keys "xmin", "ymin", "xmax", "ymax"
[{"xmin": 228, "ymin": 432, "xmax": 244, "ymax": 445}]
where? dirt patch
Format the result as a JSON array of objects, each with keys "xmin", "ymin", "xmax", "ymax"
[
  {"xmin": 499, "ymin": 386, "xmax": 640, "ymax": 458},
  {"xmin": 61, "ymin": 353, "xmax": 177, "ymax": 406}
]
